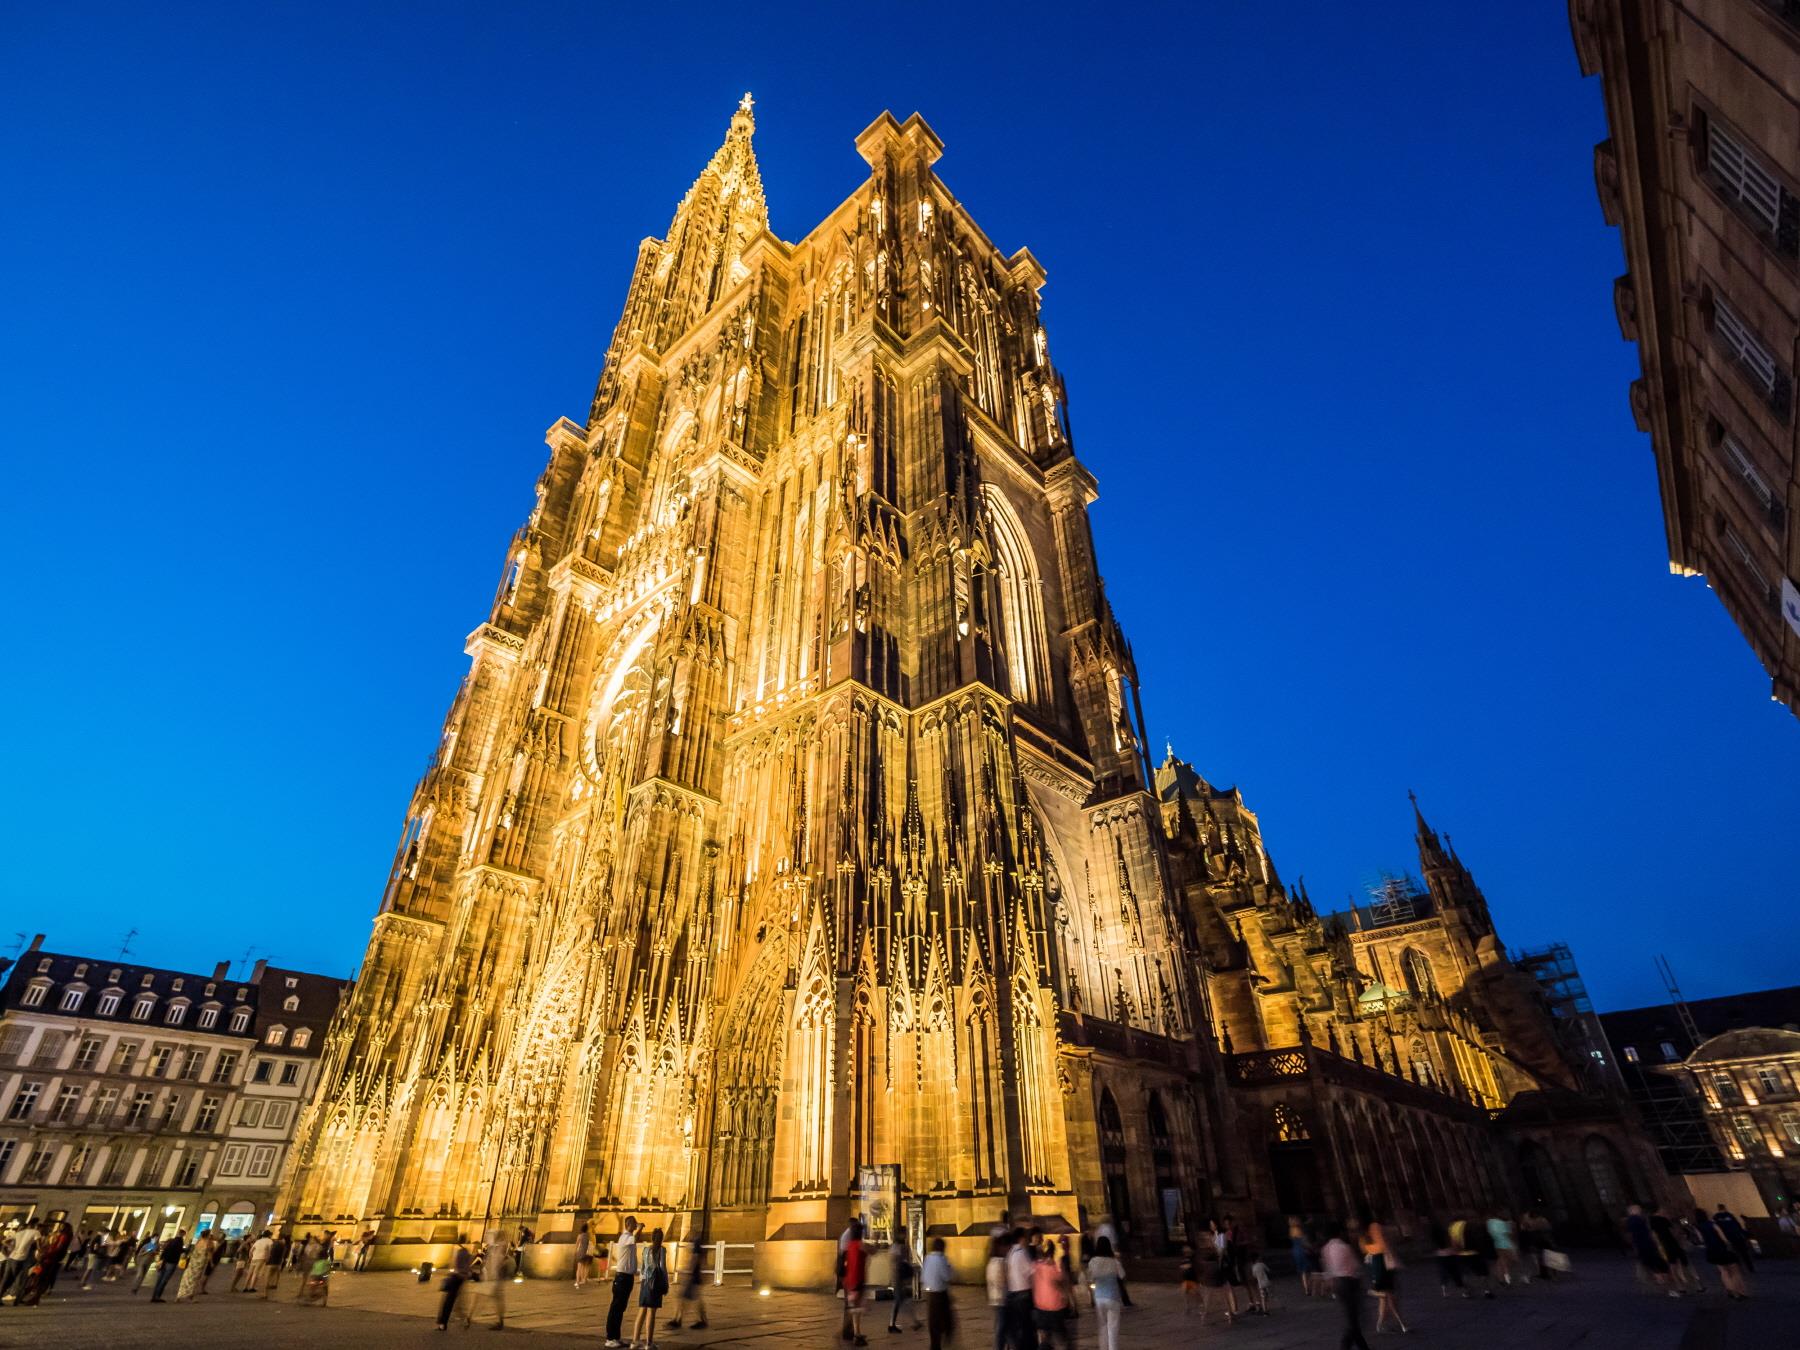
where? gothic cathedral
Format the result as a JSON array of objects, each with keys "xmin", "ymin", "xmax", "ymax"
[{"xmin": 283, "ymin": 102, "xmax": 1670, "ymax": 1277}]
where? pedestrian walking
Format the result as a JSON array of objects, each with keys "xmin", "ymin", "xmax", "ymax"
[
  {"xmin": 1030, "ymin": 1236, "xmax": 1072, "ymax": 1350},
  {"xmin": 922, "ymin": 1238, "xmax": 955, "ymax": 1350},
  {"xmin": 1084, "ymin": 1237, "xmax": 1124, "ymax": 1350},
  {"xmin": 1487, "ymin": 1209, "xmax": 1520, "ymax": 1285},
  {"xmin": 1650, "ymin": 1208, "xmax": 1701, "ymax": 1294},
  {"xmin": 1428, "ymin": 1215, "xmax": 1461, "ymax": 1298},
  {"xmin": 1625, "ymin": 1205, "xmax": 1674, "ymax": 1296},
  {"xmin": 239, "ymin": 1230, "xmax": 273, "ymax": 1294},
  {"xmin": 129, "ymin": 1234, "xmax": 158, "ymax": 1293},
  {"xmin": 1359, "ymin": 1211, "xmax": 1405, "ymax": 1333},
  {"xmin": 889, "ymin": 1229, "xmax": 920, "ymax": 1332},
  {"xmin": 149, "ymin": 1229, "xmax": 185, "ymax": 1303},
  {"xmin": 1712, "ymin": 1207, "xmax": 1754, "ymax": 1273},
  {"xmin": 668, "ymin": 1234, "xmax": 708, "ymax": 1330},
  {"xmin": 262, "ymin": 1232, "xmax": 289, "ymax": 1298},
  {"xmin": 631, "ymin": 1226, "xmax": 668, "ymax": 1350},
  {"xmin": 1197, "ymin": 1231, "xmax": 1237, "ymax": 1323},
  {"xmin": 0, "ymin": 1221, "xmax": 40, "ymax": 1303},
  {"xmin": 30, "ymin": 1222, "xmax": 73, "ymax": 1300},
  {"xmin": 462, "ymin": 1231, "xmax": 509, "ymax": 1330},
  {"xmin": 175, "ymin": 1230, "xmax": 215, "ymax": 1301},
  {"xmin": 574, "ymin": 1223, "xmax": 594, "ymax": 1291},
  {"xmin": 603, "ymin": 1217, "xmax": 640, "ymax": 1348},
  {"xmin": 1692, "ymin": 1210, "xmax": 1749, "ymax": 1300},
  {"xmin": 1289, "ymin": 1216, "xmax": 1320, "ymax": 1298},
  {"xmin": 1321, "ymin": 1223, "xmax": 1370, "ymax": 1350},
  {"xmin": 436, "ymin": 1237, "xmax": 473, "ymax": 1328},
  {"xmin": 1449, "ymin": 1213, "xmax": 1494, "ymax": 1298},
  {"xmin": 985, "ymin": 1233, "xmax": 1009, "ymax": 1350},
  {"xmin": 842, "ymin": 1219, "xmax": 870, "ymax": 1347},
  {"xmin": 1002, "ymin": 1227, "xmax": 1034, "ymax": 1350}
]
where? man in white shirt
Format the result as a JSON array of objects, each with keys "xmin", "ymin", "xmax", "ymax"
[
  {"xmin": 1003, "ymin": 1229, "xmax": 1034, "ymax": 1350},
  {"xmin": 1320, "ymin": 1225, "xmax": 1369, "ymax": 1350},
  {"xmin": 921, "ymin": 1239, "xmax": 954, "ymax": 1350},
  {"xmin": 603, "ymin": 1217, "xmax": 639, "ymax": 1348},
  {"xmin": 0, "ymin": 1224, "xmax": 41, "ymax": 1303},
  {"xmin": 241, "ymin": 1231, "xmax": 275, "ymax": 1295}
]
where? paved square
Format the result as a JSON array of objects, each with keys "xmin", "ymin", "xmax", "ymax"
[{"xmin": 1, "ymin": 1254, "xmax": 1790, "ymax": 1350}]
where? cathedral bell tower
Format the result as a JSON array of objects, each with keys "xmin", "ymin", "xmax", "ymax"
[{"xmin": 283, "ymin": 102, "xmax": 1217, "ymax": 1282}]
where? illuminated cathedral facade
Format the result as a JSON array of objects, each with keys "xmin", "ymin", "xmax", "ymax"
[{"xmin": 282, "ymin": 102, "xmax": 1670, "ymax": 1277}]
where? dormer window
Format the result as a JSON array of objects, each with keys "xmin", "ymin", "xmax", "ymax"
[
  {"xmin": 59, "ymin": 986, "xmax": 86, "ymax": 1012},
  {"xmin": 265, "ymin": 1025, "xmax": 287, "ymax": 1047},
  {"xmin": 229, "ymin": 1008, "xmax": 251, "ymax": 1033},
  {"xmin": 165, "ymin": 1000, "xmax": 189, "ymax": 1026},
  {"xmin": 285, "ymin": 977, "xmax": 298, "ymax": 989},
  {"xmin": 282, "ymin": 996, "xmax": 300, "ymax": 1012},
  {"xmin": 73, "ymin": 963, "xmax": 88, "ymax": 978},
  {"xmin": 234, "ymin": 988, "xmax": 247, "ymax": 1002},
  {"xmin": 140, "ymin": 974, "xmax": 153, "ymax": 987},
  {"xmin": 204, "ymin": 983, "xmax": 216, "ymax": 996},
  {"xmin": 292, "ymin": 1029, "xmax": 312, "ymax": 1050},
  {"xmin": 131, "ymin": 995, "xmax": 155, "ymax": 1021},
  {"xmin": 171, "ymin": 979, "xmax": 184, "ymax": 992},
  {"xmin": 108, "ymin": 969, "xmax": 121, "ymax": 983},
  {"xmin": 35, "ymin": 958, "xmax": 50, "ymax": 974},
  {"xmin": 196, "ymin": 1005, "xmax": 220, "ymax": 1030},
  {"xmin": 21, "ymin": 982, "xmax": 49, "ymax": 1008},
  {"xmin": 96, "ymin": 991, "xmax": 122, "ymax": 1016}
]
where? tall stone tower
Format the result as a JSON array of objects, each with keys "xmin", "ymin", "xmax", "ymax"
[{"xmin": 284, "ymin": 100, "xmax": 1219, "ymax": 1279}]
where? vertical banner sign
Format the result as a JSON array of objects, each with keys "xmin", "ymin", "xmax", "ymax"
[{"xmin": 857, "ymin": 1163, "xmax": 902, "ymax": 1244}]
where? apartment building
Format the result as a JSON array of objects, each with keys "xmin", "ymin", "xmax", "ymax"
[{"xmin": 0, "ymin": 936, "xmax": 344, "ymax": 1240}]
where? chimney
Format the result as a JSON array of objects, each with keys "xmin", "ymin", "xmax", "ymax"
[
  {"xmin": 213, "ymin": 960, "xmax": 231, "ymax": 981},
  {"xmin": 28, "ymin": 934, "xmax": 44, "ymax": 953},
  {"xmin": 251, "ymin": 959, "xmax": 268, "ymax": 984}
]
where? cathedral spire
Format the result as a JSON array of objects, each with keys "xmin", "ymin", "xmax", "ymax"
[
  {"xmin": 633, "ymin": 95, "xmax": 770, "ymax": 354},
  {"xmin": 1409, "ymin": 788, "xmax": 1448, "ymax": 868}
]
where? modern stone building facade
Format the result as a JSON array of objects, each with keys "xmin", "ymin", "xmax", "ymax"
[
  {"xmin": 0, "ymin": 938, "xmax": 344, "ymax": 1240},
  {"xmin": 283, "ymin": 102, "xmax": 1675, "ymax": 1280},
  {"xmin": 1571, "ymin": 0, "xmax": 1800, "ymax": 713}
]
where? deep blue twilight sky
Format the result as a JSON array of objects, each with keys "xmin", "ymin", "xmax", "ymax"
[{"xmin": 3, "ymin": 4, "xmax": 1795, "ymax": 1011}]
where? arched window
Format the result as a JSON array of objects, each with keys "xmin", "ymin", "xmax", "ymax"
[
  {"xmin": 1098, "ymin": 1087, "xmax": 1132, "ymax": 1228},
  {"xmin": 1519, "ymin": 1142, "xmax": 1567, "ymax": 1217},
  {"xmin": 1583, "ymin": 1135, "xmax": 1629, "ymax": 1212},
  {"xmin": 1400, "ymin": 949, "xmax": 1438, "ymax": 1000},
  {"xmin": 1272, "ymin": 1102, "xmax": 1310, "ymax": 1141},
  {"xmin": 982, "ymin": 486, "xmax": 1051, "ymax": 708}
]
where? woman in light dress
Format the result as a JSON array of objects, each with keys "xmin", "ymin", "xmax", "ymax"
[{"xmin": 175, "ymin": 1230, "xmax": 217, "ymax": 1301}]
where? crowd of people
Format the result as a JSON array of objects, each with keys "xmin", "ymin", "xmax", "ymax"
[
  {"xmin": 0, "ymin": 1221, "xmax": 358, "ymax": 1307},
  {"xmin": 0, "ymin": 1194, "xmax": 1780, "ymax": 1342}
]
